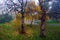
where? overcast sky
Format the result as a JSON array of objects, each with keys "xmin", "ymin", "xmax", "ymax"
[{"xmin": 0, "ymin": 0, "xmax": 39, "ymax": 15}]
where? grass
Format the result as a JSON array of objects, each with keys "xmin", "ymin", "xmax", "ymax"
[
  {"xmin": 46, "ymin": 21, "xmax": 60, "ymax": 24},
  {"xmin": 0, "ymin": 23, "xmax": 60, "ymax": 40},
  {"xmin": 46, "ymin": 26, "xmax": 60, "ymax": 40}
]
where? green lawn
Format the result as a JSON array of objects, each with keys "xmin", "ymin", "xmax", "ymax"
[
  {"xmin": 0, "ymin": 23, "xmax": 60, "ymax": 40},
  {"xmin": 46, "ymin": 20, "xmax": 60, "ymax": 24}
]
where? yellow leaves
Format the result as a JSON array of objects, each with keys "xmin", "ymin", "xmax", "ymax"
[
  {"xmin": 25, "ymin": 28, "xmax": 34, "ymax": 37},
  {"xmin": 46, "ymin": 15, "xmax": 50, "ymax": 20},
  {"xmin": 35, "ymin": 6, "xmax": 41, "ymax": 12},
  {"xmin": 25, "ymin": 7, "xmax": 29, "ymax": 13},
  {"xmin": 16, "ymin": 13, "xmax": 22, "ymax": 20},
  {"xmin": 11, "ymin": 13, "xmax": 22, "ymax": 28},
  {"xmin": 11, "ymin": 19, "xmax": 21, "ymax": 29}
]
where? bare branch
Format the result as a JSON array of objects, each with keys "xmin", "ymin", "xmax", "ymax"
[
  {"xmin": 25, "ymin": 0, "xmax": 27, "ymax": 7},
  {"xmin": 18, "ymin": 0, "xmax": 22, "ymax": 5}
]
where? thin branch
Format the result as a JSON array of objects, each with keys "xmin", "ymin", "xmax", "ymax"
[
  {"xmin": 18, "ymin": 0, "xmax": 22, "ymax": 5},
  {"xmin": 25, "ymin": 0, "xmax": 27, "ymax": 7}
]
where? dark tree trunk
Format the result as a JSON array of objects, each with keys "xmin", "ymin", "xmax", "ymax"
[
  {"xmin": 18, "ymin": 0, "xmax": 27, "ymax": 34},
  {"xmin": 18, "ymin": 12, "xmax": 25, "ymax": 34},
  {"xmin": 40, "ymin": 13, "xmax": 46, "ymax": 38},
  {"xmin": 38, "ymin": 0, "xmax": 46, "ymax": 38},
  {"xmin": 40, "ymin": 10, "xmax": 46, "ymax": 38},
  {"xmin": 20, "ymin": 0, "xmax": 25, "ymax": 34},
  {"xmin": 21, "ymin": 12, "xmax": 25, "ymax": 34}
]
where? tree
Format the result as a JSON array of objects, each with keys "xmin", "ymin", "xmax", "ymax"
[
  {"xmin": 6, "ymin": 0, "xmax": 27, "ymax": 34},
  {"xmin": 25, "ymin": 1, "xmax": 40, "ymax": 27},
  {"xmin": 0, "ymin": 12, "xmax": 12, "ymax": 23},
  {"xmin": 48, "ymin": 12, "xmax": 60, "ymax": 22},
  {"xmin": 38, "ymin": 0, "xmax": 47, "ymax": 38}
]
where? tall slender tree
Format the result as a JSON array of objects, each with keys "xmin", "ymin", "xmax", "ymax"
[{"xmin": 38, "ymin": 0, "xmax": 46, "ymax": 38}]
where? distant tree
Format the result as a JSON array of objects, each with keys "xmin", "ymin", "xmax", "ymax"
[
  {"xmin": 48, "ymin": 12, "xmax": 60, "ymax": 22},
  {"xmin": 25, "ymin": 1, "xmax": 42, "ymax": 27},
  {"xmin": 0, "ymin": 13, "xmax": 12, "ymax": 23},
  {"xmin": 27, "ymin": 1, "xmax": 37, "ymax": 27}
]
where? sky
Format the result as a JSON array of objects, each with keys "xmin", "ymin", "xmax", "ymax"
[
  {"xmin": 0, "ymin": 0, "xmax": 60, "ymax": 15},
  {"xmin": 31, "ymin": 0, "xmax": 39, "ymax": 5},
  {"xmin": 0, "ymin": 0, "xmax": 7, "ymax": 15},
  {"xmin": 0, "ymin": 0, "xmax": 39, "ymax": 15}
]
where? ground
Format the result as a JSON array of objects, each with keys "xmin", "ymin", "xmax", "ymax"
[{"xmin": 0, "ymin": 23, "xmax": 60, "ymax": 40}]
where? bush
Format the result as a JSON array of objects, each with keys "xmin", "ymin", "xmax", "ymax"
[{"xmin": 0, "ymin": 14, "xmax": 13, "ymax": 23}]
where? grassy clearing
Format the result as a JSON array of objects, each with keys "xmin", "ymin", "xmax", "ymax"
[{"xmin": 0, "ymin": 23, "xmax": 60, "ymax": 40}]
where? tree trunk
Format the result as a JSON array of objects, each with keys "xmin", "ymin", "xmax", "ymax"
[
  {"xmin": 30, "ymin": 17, "xmax": 33, "ymax": 27},
  {"xmin": 29, "ymin": 13, "xmax": 33, "ymax": 27},
  {"xmin": 38, "ymin": 0, "xmax": 46, "ymax": 38},
  {"xmin": 20, "ymin": 0, "xmax": 25, "ymax": 34},
  {"xmin": 21, "ymin": 12, "xmax": 25, "ymax": 34},
  {"xmin": 18, "ymin": 12, "xmax": 25, "ymax": 34},
  {"xmin": 40, "ymin": 14, "xmax": 46, "ymax": 38}
]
